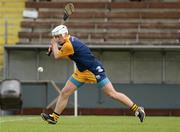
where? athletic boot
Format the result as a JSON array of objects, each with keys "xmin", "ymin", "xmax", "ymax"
[
  {"xmin": 135, "ymin": 107, "xmax": 146, "ymax": 123},
  {"xmin": 41, "ymin": 113, "xmax": 57, "ymax": 124}
]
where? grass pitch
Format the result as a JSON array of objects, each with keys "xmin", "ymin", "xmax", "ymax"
[{"xmin": 0, "ymin": 116, "xmax": 180, "ymax": 132}]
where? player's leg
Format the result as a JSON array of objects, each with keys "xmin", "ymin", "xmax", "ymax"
[
  {"xmin": 100, "ymin": 79, "xmax": 145, "ymax": 122},
  {"xmin": 54, "ymin": 80, "xmax": 77, "ymax": 115},
  {"xmin": 102, "ymin": 81, "xmax": 134, "ymax": 107},
  {"xmin": 41, "ymin": 77, "xmax": 84, "ymax": 124}
]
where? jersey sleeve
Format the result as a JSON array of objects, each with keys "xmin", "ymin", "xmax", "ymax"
[{"xmin": 57, "ymin": 40, "xmax": 74, "ymax": 58}]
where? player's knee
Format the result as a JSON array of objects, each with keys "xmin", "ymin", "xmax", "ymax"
[
  {"xmin": 61, "ymin": 89, "xmax": 71, "ymax": 98},
  {"xmin": 61, "ymin": 86, "xmax": 75, "ymax": 98},
  {"xmin": 106, "ymin": 91, "xmax": 118, "ymax": 99}
]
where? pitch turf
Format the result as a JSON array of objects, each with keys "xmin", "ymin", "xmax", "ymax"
[{"xmin": 0, "ymin": 116, "xmax": 180, "ymax": 132}]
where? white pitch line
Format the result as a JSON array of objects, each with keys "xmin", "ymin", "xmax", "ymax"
[
  {"xmin": 0, "ymin": 116, "xmax": 75, "ymax": 123},
  {"xmin": 0, "ymin": 117, "xmax": 37, "ymax": 123}
]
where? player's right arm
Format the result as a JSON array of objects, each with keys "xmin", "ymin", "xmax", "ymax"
[
  {"xmin": 51, "ymin": 38, "xmax": 74, "ymax": 59},
  {"xmin": 51, "ymin": 38, "xmax": 60, "ymax": 59}
]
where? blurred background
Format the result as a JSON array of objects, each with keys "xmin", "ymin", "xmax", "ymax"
[{"xmin": 0, "ymin": 0, "xmax": 180, "ymax": 116}]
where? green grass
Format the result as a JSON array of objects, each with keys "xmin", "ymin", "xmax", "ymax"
[{"xmin": 0, "ymin": 116, "xmax": 180, "ymax": 132}]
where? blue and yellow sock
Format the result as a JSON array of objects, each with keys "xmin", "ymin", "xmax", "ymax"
[
  {"xmin": 51, "ymin": 112, "xmax": 60, "ymax": 121},
  {"xmin": 130, "ymin": 104, "xmax": 139, "ymax": 112}
]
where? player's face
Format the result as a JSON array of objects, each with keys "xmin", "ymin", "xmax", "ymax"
[{"xmin": 54, "ymin": 35, "xmax": 65, "ymax": 45}]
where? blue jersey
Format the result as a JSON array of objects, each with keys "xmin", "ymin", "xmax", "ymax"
[
  {"xmin": 57, "ymin": 35, "xmax": 106, "ymax": 82},
  {"xmin": 69, "ymin": 36, "xmax": 104, "ymax": 73},
  {"xmin": 58, "ymin": 35, "xmax": 106, "ymax": 82}
]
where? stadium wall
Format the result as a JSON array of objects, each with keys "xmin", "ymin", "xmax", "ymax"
[{"xmin": 2, "ymin": 45, "xmax": 180, "ymax": 115}]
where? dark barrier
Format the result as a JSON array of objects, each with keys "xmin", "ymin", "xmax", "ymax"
[{"xmin": 0, "ymin": 79, "xmax": 22, "ymax": 110}]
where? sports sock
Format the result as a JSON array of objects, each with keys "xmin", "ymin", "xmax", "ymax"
[
  {"xmin": 130, "ymin": 104, "xmax": 139, "ymax": 113},
  {"xmin": 51, "ymin": 112, "xmax": 60, "ymax": 121}
]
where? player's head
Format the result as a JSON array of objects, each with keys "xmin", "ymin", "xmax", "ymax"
[
  {"xmin": 51, "ymin": 25, "xmax": 68, "ymax": 43},
  {"xmin": 51, "ymin": 25, "xmax": 68, "ymax": 37}
]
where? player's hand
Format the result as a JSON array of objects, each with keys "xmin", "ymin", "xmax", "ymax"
[
  {"xmin": 46, "ymin": 39, "xmax": 54, "ymax": 56},
  {"xmin": 51, "ymin": 38, "xmax": 58, "ymax": 46},
  {"xmin": 48, "ymin": 45, "xmax": 52, "ymax": 52}
]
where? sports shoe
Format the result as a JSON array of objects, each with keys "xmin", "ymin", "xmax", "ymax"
[
  {"xmin": 41, "ymin": 113, "xmax": 57, "ymax": 124},
  {"xmin": 135, "ymin": 107, "xmax": 145, "ymax": 123}
]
